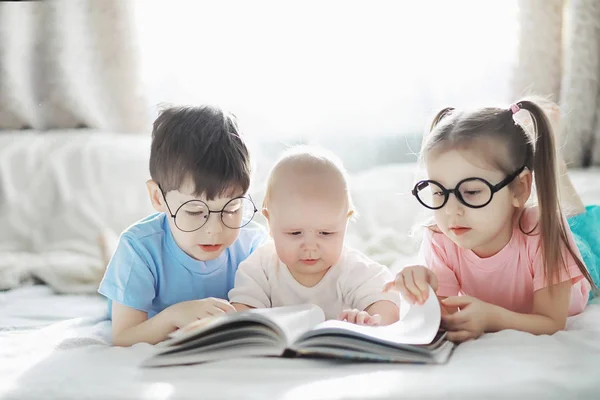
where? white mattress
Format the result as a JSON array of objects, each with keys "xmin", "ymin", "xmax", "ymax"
[
  {"xmin": 1, "ymin": 166, "xmax": 600, "ymax": 400},
  {"xmin": 1, "ymin": 287, "xmax": 600, "ymax": 400}
]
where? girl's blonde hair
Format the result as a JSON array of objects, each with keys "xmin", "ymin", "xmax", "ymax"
[{"xmin": 422, "ymin": 98, "xmax": 596, "ymax": 292}]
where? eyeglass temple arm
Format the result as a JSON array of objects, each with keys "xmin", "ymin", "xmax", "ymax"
[{"xmin": 157, "ymin": 184, "xmax": 177, "ymax": 218}]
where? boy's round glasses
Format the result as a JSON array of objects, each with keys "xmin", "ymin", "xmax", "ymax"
[
  {"xmin": 412, "ymin": 166, "xmax": 526, "ymax": 210},
  {"xmin": 159, "ymin": 186, "xmax": 258, "ymax": 232}
]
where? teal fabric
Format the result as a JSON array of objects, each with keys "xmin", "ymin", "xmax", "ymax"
[{"xmin": 568, "ymin": 205, "xmax": 600, "ymax": 302}]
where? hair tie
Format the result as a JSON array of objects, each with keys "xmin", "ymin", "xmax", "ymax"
[{"xmin": 510, "ymin": 103, "xmax": 521, "ymax": 114}]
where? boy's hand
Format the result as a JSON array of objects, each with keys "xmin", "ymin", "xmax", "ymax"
[
  {"xmin": 338, "ymin": 309, "xmax": 382, "ymax": 326},
  {"xmin": 168, "ymin": 298, "xmax": 236, "ymax": 329},
  {"xmin": 383, "ymin": 265, "xmax": 438, "ymax": 305}
]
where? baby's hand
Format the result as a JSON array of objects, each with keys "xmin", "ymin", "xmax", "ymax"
[
  {"xmin": 383, "ymin": 265, "xmax": 438, "ymax": 305},
  {"xmin": 338, "ymin": 309, "xmax": 382, "ymax": 326},
  {"xmin": 167, "ymin": 298, "xmax": 236, "ymax": 329}
]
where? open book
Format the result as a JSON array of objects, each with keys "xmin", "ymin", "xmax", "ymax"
[{"xmin": 141, "ymin": 287, "xmax": 455, "ymax": 367}]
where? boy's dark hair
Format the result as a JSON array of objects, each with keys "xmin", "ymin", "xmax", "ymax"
[{"xmin": 149, "ymin": 105, "xmax": 251, "ymax": 199}]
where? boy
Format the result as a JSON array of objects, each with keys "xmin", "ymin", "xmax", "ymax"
[{"xmin": 98, "ymin": 105, "xmax": 265, "ymax": 346}]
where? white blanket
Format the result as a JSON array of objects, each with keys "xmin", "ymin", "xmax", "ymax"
[{"xmin": 1, "ymin": 286, "xmax": 599, "ymax": 400}]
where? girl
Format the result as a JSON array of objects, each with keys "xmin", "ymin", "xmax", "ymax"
[{"xmin": 384, "ymin": 99, "xmax": 599, "ymax": 342}]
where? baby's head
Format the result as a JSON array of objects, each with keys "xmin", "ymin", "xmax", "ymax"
[
  {"xmin": 414, "ymin": 100, "xmax": 557, "ymax": 257},
  {"xmin": 262, "ymin": 146, "xmax": 354, "ymax": 280},
  {"xmin": 147, "ymin": 105, "xmax": 256, "ymax": 261}
]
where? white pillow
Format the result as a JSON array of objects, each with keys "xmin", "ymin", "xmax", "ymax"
[{"xmin": 0, "ymin": 131, "xmax": 154, "ymax": 292}]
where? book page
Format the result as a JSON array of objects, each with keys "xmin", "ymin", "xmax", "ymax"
[
  {"xmin": 258, "ymin": 304, "xmax": 325, "ymax": 344},
  {"xmin": 163, "ymin": 303, "xmax": 325, "ymax": 348},
  {"xmin": 142, "ymin": 304, "xmax": 327, "ymax": 367},
  {"xmin": 389, "ymin": 284, "xmax": 441, "ymax": 344},
  {"xmin": 298, "ymin": 286, "xmax": 441, "ymax": 346}
]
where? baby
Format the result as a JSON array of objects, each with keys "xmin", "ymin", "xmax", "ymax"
[{"xmin": 229, "ymin": 146, "xmax": 400, "ymax": 325}]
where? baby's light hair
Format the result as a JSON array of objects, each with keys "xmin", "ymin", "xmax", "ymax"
[{"xmin": 263, "ymin": 145, "xmax": 355, "ymax": 215}]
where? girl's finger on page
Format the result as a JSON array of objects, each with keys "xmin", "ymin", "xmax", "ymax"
[
  {"xmin": 403, "ymin": 272, "xmax": 423, "ymax": 304},
  {"xmin": 399, "ymin": 290, "xmax": 419, "ymax": 305},
  {"xmin": 368, "ymin": 314, "xmax": 381, "ymax": 326},
  {"xmin": 396, "ymin": 275, "xmax": 419, "ymax": 304},
  {"xmin": 411, "ymin": 268, "xmax": 430, "ymax": 300}
]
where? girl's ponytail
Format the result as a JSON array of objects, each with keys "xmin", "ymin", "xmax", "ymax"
[{"xmin": 517, "ymin": 100, "xmax": 597, "ymax": 292}]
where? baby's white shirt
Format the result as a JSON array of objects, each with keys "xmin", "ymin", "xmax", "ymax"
[{"xmin": 228, "ymin": 241, "xmax": 400, "ymax": 319}]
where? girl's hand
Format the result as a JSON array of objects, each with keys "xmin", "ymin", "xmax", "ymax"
[
  {"xmin": 383, "ymin": 265, "xmax": 438, "ymax": 305},
  {"xmin": 338, "ymin": 309, "xmax": 382, "ymax": 326},
  {"xmin": 441, "ymin": 296, "xmax": 498, "ymax": 342}
]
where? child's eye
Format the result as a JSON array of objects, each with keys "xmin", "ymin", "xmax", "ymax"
[
  {"xmin": 320, "ymin": 232, "xmax": 335, "ymax": 236},
  {"xmin": 433, "ymin": 191, "xmax": 444, "ymax": 197},
  {"xmin": 463, "ymin": 190, "xmax": 481, "ymax": 196},
  {"xmin": 287, "ymin": 232, "xmax": 302, "ymax": 236},
  {"xmin": 186, "ymin": 211, "xmax": 206, "ymax": 217},
  {"xmin": 223, "ymin": 209, "xmax": 241, "ymax": 216}
]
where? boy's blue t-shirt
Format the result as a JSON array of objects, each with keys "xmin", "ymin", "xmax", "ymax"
[{"xmin": 98, "ymin": 213, "xmax": 267, "ymax": 318}]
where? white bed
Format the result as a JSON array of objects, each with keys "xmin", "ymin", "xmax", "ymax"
[
  {"xmin": 1, "ymin": 133, "xmax": 600, "ymax": 399},
  {"xmin": 1, "ymin": 286, "xmax": 599, "ymax": 400}
]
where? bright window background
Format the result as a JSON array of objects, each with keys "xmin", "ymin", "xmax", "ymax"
[{"xmin": 133, "ymin": 0, "xmax": 519, "ymax": 170}]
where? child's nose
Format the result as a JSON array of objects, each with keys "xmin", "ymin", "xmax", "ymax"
[
  {"xmin": 302, "ymin": 233, "xmax": 318, "ymax": 250},
  {"xmin": 444, "ymin": 194, "xmax": 464, "ymax": 215},
  {"xmin": 203, "ymin": 213, "xmax": 223, "ymax": 234}
]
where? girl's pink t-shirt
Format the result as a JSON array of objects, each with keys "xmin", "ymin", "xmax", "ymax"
[{"xmin": 422, "ymin": 207, "xmax": 591, "ymax": 316}]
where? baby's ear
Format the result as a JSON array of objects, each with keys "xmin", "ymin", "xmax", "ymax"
[
  {"xmin": 261, "ymin": 208, "xmax": 273, "ymax": 237},
  {"xmin": 146, "ymin": 180, "xmax": 166, "ymax": 212}
]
